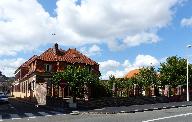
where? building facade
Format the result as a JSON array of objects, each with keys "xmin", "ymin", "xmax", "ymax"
[{"xmin": 12, "ymin": 43, "xmax": 100, "ymax": 105}]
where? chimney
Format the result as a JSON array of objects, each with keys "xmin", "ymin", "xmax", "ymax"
[
  {"xmin": 54, "ymin": 43, "xmax": 59, "ymax": 54},
  {"xmin": 55, "ymin": 43, "xmax": 58, "ymax": 50}
]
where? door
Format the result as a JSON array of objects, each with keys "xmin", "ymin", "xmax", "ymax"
[{"xmin": 35, "ymin": 83, "xmax": 47, "ymax": 105}]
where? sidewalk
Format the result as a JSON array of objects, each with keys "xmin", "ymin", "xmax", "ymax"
[
  {"xmin": 86, "ymin": 101, "xmax": 192, "ymax": 114},
  {"xmin": 10, "ymin": 97, "xmax": 75, "ymax": 114},
  {"xmin": 11, "ymin": 97, "xmax": 192, "ymax": 115}
]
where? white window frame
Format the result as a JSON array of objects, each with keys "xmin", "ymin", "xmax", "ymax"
[{"xmin": 45, "ymin": 64, "xmax": 52, "ymax": 72}]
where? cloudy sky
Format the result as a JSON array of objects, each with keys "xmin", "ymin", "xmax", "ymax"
[{"xmin": 0, "ymin": 0, "xmax": 192, "ymax": 79}]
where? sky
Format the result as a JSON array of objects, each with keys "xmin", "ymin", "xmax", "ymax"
[{"xmin": 0, "ymin": 0, "xmax": 192, "ymax": 79}]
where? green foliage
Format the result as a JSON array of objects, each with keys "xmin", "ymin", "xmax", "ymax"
[
  {"xmin": 108, "ymin": 75, "xmax": 116, "ymax": 90},
  {"xmin": 97, "ymin": 56, "xmax": 192, "ymax": 97},
  {"xmin": 124, "ymin": 78, "xmax": 134, "ymax": 89},
  {"xmin": 159, "ymin": 56, "xmax": 192, "ymax": 87},
  {"xmin": 52, "ymin": 72, "xmax": 64, "ymax": 86},
  {"xmin": 92, "ymin": 80, "xmax": 112, "ymax": 97},
  {"xmin": 136, "ymin": 66, "xmax": 159, "ymax": 88},
  {"xmin": 52, "ymin": 65, "xmax": 100, "ymax": 99}
]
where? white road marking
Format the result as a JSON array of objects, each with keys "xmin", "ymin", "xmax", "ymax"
[
  {"xmin": 24, "ymin": 113, "xmax": 36, "ymax": 118},
  {"xmin": 70, "ymin": 111, "xmax": 80, "ymax": 115},
  {"xmin": 38, "ymin": 112, "xmax": 52, "ymax": 116},
  {"xmin": 94, "ymin": 108, "xmax": 105, "ymax": 111},
  {"xmin": 10, "ymin": 114, "xmax": 21, "ymax": 120},
  {"xmin": 0, "ymin": 115, "xmax": 2, "ymax": 121},
  {"xmin": 142, "ymin": 112, "xmax": 192, "ymax": 122}
]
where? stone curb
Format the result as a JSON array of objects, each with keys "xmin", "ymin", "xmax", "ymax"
[{"xmin": 86, "ymin": 103, "xmax": 192, "ymax": 114}]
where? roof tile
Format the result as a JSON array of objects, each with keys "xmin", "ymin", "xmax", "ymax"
[{"xmin": 125, "ymin": 69, "xmax": 140, "ymax": 78}]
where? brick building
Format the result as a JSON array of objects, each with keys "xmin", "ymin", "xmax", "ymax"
[{"xmin": 12, "ymin": 43, "xmax": 100, "ymax": 105}]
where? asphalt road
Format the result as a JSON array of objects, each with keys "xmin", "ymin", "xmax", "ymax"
[
  {"xmin": 0, "ymin": 98, "xmax": 66, "ymax": 122},
  {"xmin": 1, "ymin": 98, "xmax": 192, "ymax": 122}
]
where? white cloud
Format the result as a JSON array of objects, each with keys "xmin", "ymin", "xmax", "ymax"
[
  {"xmin": 99, "ymin": 60, "xmax": 121, "ymax": 72},
  {"xmin": 133, "ymin": 55, "xmax": 159, "ymax": 67},
  {"xmin": 0, "ymin": 58, "xmax": 25, "ymax": 77},
  {"xmin": 56, "ymin": 0, "xmax": 182, "ymax": 50},
  {"xmin": 101, "ymin": 70, "xmax": 126, "ymax": 80},
  {"xmin": 0, "ymin": 0, "xmax": 184, "ymax": 56},
  {"xmin": 80, "ymin": 44, "xmax": 101, "ymax": 56},
  {"xmin": 100, "ymin": 55, "xmax": 159, "ymax": 80},
  {"xmin": 0, "ymin": 0, "xmax": 55, "ymax": 56},
  {"xmin": 122, "ymin": 60, "xmax": 131, "ymax": 67},
  {"xmin": 181, "ymin": 17, "xmax": 192, "ymax": 27},
  {"xmin": 123, "ymin": 33, "xmax": 159, "ymax": 47}
]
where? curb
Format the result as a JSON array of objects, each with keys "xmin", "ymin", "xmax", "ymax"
[{"xmin": 86, "ymin": 103, "xmax": 192, "ymax": 114}]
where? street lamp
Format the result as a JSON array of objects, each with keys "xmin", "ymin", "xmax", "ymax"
[{"xmin": 187, "ymin": 45, "xmax": 191, "ymax": 101}]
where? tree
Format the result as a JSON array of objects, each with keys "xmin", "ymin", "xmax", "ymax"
[
  {"xmin": 137, "ymin": 66, "xmax": 159, "ymax": 87},
  {"xmin": 52, "ymin": 65, "xmax": 100, "ymax": 100},
  {"xmin": 116, "ymin": 78, "xmax": 134, "ymax": 97},
  {"xmin": 159, "ymin": 56, "xmax": 192, "ymax": 88},
  {"xmin": 115, "ymin": 78, "xmax": 125, "ymax": 97},
  {"xmin": 108, "ymin": 75, "xmax": 117, "ymax": 96},
  {"xmin": 0, "ymin": 71, "xmax": 13, "ymax": 93},
  {"xmin": 132, "ymin": 66, "xmax": 159, "ymax": 96},
  {"xmin": 108, "ymin": 75, "xmax": 116, "ymax": 90},
  {"xmin": 124, "ymin": 78, "xmax": 134, "ymax": 97},
  {"xmin": 96, "ymin": 80, "xmax": 112, "ymax": 97}
]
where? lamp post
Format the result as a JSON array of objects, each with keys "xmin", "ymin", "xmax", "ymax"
[{"xmin": 187, "ymin": 45, "xmax": 191, "ymax": 101}]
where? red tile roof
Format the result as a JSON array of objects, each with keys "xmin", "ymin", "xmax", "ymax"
[
  {"xmin": 15, "ymin": 55, "xmax": 38, "ymax": 74},
  {"xmin": 21, "ymin": 55, "xmax": 38, "ymax": 67},
  {"xmin": 37, "ymin": 47, "xmax": 97, "ymax": 65},
  {"xmin": 18, "ymin": 44, "xmax": 98, "ymax": 71},
  {"xmin": 125, "ymin": 69, "xmax": 140, "ymax": 78}
]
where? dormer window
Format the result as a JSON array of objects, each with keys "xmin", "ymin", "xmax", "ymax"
[{"xmin": 45, "ymin": 64, "xmax": 52, "ymax": 72}]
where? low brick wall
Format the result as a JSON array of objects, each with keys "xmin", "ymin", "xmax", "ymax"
[
  {"xmin": 15, "ymin": 97, "xmax": 38, "ymax": 105},
  {"xmin": 14, "ymin": 95, "xmax": 187, "ymax": 110},
  {"xmin": 77, "ymin": 96, "xmax": 185, "ymax": 109},
  {"xmin": 46, "ymin": 96, "xmax": 68, "ymax": 108}
]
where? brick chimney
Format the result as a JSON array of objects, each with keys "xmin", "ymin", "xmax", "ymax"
[{"xmin": 54, "ymin": 43, "xmax": 59, "ymax": 54}]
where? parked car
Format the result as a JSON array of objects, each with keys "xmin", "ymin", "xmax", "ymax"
[{"xmin": 0, "ymin": 92, "xmax": 8, "ymax": 104}]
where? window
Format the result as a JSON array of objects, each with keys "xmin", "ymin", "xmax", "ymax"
[
  {"xmin": 31, "ymin": 80, "xmax": 35, "ymax": 91},
  {"xmin": 24, "ymin": 82, "xmax": 25, "ymax": 93},
  {"xmin": 22, "ymin": 82, "xmax": 24, "ymax": 93},
  {"xmin": 45, "ymin": 64, "xmax": 52, "ymax": 72}
]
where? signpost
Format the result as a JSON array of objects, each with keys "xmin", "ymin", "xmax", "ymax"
[
  {"xmin": 60, "ymin": 79, "xmax": 67, "ymax": 88},
  {"xmin": 60, "ymin": 79, "xmax": 67, "ymax": 98}
]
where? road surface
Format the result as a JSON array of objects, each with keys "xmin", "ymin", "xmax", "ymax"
[{"xmin": 0, "ymin": 98, "xmax": 192, "ymax": 122}]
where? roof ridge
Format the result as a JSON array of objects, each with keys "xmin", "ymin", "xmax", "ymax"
[
  {"xmin": 21, "ymin": 55, "xmax": 38, "ymax": 67},
  {"xmin": 15, "ymin": 55, "xmax": 38, "ymax": 74},
  {"xmin": 64, "ymin": 48, "xmax": 98, "ymax": 65}
]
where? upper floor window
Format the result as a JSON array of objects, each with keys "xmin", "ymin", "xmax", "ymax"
[{"xmin": 45, "ymin": 64, "xmax": 52, "ymax": 72}]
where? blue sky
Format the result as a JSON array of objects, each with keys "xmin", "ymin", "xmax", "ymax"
[{"xmin": 1, "ymin": 0, "xmax": 192, "ymax": 79}]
